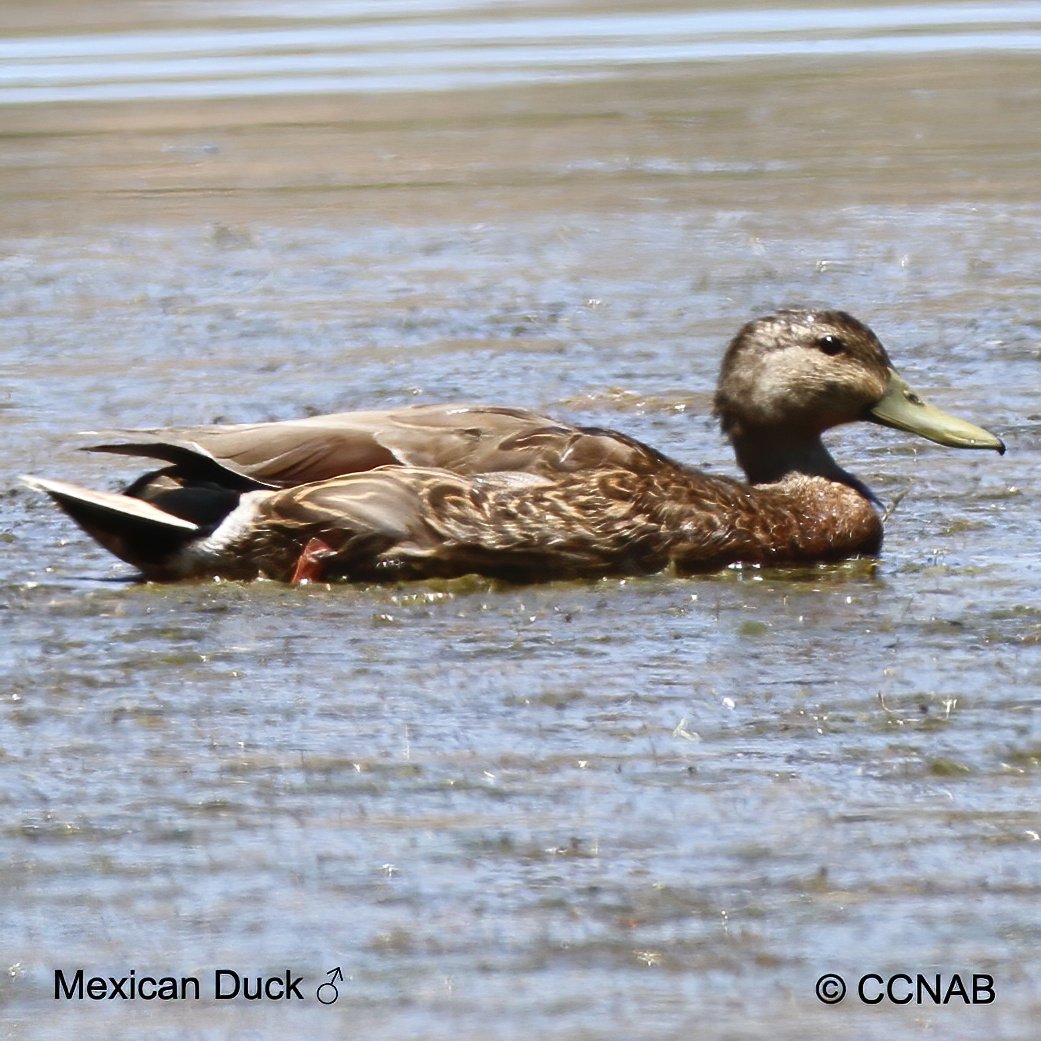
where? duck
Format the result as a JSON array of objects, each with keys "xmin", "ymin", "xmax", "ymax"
[{"xmin": 23, "ymin": 309, "xmax": 1004, "ymax": 584}]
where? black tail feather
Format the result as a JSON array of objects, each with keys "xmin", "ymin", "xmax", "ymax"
[{"xmin": 22, "ymin": 476, "xmax": 202, "ymax": 571}]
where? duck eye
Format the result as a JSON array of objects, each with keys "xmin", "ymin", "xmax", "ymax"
[{"xmin": 815, "ymin": 334, "xmax": 844, "ymax": 356}]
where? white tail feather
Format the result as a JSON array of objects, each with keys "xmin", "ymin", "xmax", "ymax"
[{"xmin": 21, "ymin": 475, "xmax": 199, "ymax": 531}]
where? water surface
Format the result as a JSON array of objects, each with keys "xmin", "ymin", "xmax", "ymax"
[
  {"xmin": 2, "ymin": 2, "xmax": 1040, "ymax": 1039},
  {"xmin": 3, "ymin": 3, "xmax": 1041, "ymax": 103}
]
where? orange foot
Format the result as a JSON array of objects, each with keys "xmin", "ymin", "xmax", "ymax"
[{"xmin": 291, "ymin": 537, "xmax": 336, "ymax": 585}]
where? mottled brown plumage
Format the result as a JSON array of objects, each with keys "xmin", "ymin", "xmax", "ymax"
[
  {"xmin": 24, "ymin": 309, "xmax": 1005, "ymax": 583},
  {"xmin": 216, "ymin": 461, "xmax": 882, "ymax": 584}
]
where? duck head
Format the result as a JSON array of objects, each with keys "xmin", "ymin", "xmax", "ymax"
[{"xmin": 713, "ymin": 309, "xmax": 1005, "ymax": 484}]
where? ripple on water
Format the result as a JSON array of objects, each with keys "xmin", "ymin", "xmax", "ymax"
[{"xmin": 3, "ymin": 4, "xmax": 1041, "ymax": 1037}]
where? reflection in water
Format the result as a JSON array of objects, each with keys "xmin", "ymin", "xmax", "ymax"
[{"xmin": 1, "ymin": 3, "xmax": 1040, "ymax": 102}]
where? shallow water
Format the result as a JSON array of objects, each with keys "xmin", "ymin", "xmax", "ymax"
[{"xmin": 2, "ymin": 1, "xmax": 1041, "ymax": 1038}]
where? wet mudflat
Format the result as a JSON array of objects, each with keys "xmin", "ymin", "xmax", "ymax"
[{"xmin": 2, "ymin": 2, "xmax": 1040, "ymax": 1038}]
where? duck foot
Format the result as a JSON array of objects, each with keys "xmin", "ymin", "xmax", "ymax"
[{"xmin": 291, "ymin": 537, "xmax": 336, "ymax": 584}]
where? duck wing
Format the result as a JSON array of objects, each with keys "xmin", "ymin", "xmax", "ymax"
[
  {"xmin": 250, "ymin": 465, "xmax": 669, "ymax": 583},
  {"xmin": 85, "ymin": 403, "xmax": 671, "ymax": 487}
]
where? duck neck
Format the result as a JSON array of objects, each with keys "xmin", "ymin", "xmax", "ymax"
[{"xmin": 730, "ymin": 427, "xmax": 872, "ymax": 497}]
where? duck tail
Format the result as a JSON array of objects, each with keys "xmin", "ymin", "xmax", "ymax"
[{"xmin": 22, "ymin": 475, "xmax": 201, "ymax": 574}]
